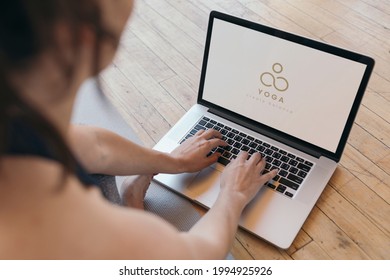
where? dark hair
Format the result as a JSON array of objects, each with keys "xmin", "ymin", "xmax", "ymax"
[{"xmin": 0, "ymin": 0, "xmax": 117, "ymax": 180}]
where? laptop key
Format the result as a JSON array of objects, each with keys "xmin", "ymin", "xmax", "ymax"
[
  {"xmin": 220, "ymin": 129, "xmax": 228, "ymax": 135},
  {"xmin": 249, "ymin": 142, "xmax": 257, "ymax": 148},
  {"xmin": 298, "ymin": 170, "xmax": 307, "ymax": 178},
  {"xmin": 273, "ymin": 159, "xmax": 282, "ymax": 167},
  {"xmin": 289, "ymin": 167, "xmax": 298, "ymax": 174},
  {"xmin": 297, "ymin": 162, "xmax": 311, "ymax": 172},
  {"xmin": 233, "ymin": 142, "xmax": 242, "ymax": 149},
  {"xmin": 285, "ymin": 191, "xmax": 294, "ymax": 198},
  {"xmin": 287, "ymin": 174, "xmax": 303, "ymax": 184},
  {"xmin": 296, "ymin": 157, "xmax": 304, "ymax": 163},
  {"xmin": 273, "ymin": 152, "xmax": 281, "ymax": 159},
  {"xmin": 222, "ymin": 151, "xmax": 232, "ymax": 159},
  {"xmin": 279, "ymin": 177, "xmax": 299, "ymax": 190},
  {"xmin": 267, "ymin": 182, "xmax": 276, "ymax": 189},
  {"xmin": 227, "ymin": 132, "xmax": 235, "ymax": 138},
  {"xmin": 305, "ymin": 160, "xmax": 314, "ymax": 167},
  {"xmin": 226, "ymin": 138, "xmax": 234, "ymax": 145},
  {"xmin": 242, "ymin": 145, "xmax": 250, "ymax": 152},
  {"xmin": 276, "ymin": 185, "xmax": 286, "ymax": 193},
  {"xmin": 281, "ymin": 163, "xmax": 290, "ymax": 170},
  {"xmin": 278, "ymin": 169, "xmax": 288, "ymax": 177},
  {"xmin": 218, "ymin": 157, "xmax": 230, "ymax": 166},
  {"xmin": 287, "ymin": 153, "xmax": 296, "ymax": 158},
  {"xmin": 195, "ymin": 124, "xmax": 205, "ymax": 131}
]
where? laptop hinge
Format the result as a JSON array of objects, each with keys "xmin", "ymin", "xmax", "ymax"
[{"xmin": 208, "ymin": 107, "xmax": 322, "ymax": 159}]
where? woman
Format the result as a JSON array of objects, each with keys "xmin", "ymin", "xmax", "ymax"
[{"xmin": 0, "ymin": 0, "xmax": 277, "ymax": 259}]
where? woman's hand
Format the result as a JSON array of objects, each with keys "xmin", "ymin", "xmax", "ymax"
[
  {"xmin": 220, "ymin": 152, "xmax": 278, "ymax": 209},
  {"xmin": 170, "ymin": 129, "xmax": 227, "ymax": 173}
]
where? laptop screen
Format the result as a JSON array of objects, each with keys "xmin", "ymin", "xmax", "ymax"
[{"xmin": 201, "ymin": 17, "xmax": 369, "ymax": 154}]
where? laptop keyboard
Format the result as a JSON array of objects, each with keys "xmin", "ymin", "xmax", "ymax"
[{"xmin": 180, "ymin": 116, "xmax": 314, "ymax": 199}]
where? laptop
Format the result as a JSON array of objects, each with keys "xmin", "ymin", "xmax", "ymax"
[{"xmin": 153, "ymin": 11, "xmax": 374, "ymax": 249}]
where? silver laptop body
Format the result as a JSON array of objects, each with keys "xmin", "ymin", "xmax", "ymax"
[{"xmin": 153, "ymin": 11, "xmax": 374, "ymax": 249}]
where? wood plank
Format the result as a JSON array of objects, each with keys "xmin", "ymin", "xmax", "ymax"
[
  {"xmin": 285, "ymin": 229, "xmax": 313, "ymax": 256},
  {"xmin": 361, "ymin": 91, "xmax": 390, "ymax": 127},
  {"xmin": 316, "ymin": 0, "xmax": 390, "ymax": 45},
  {"xmin": 143, "ymin": 0, "xmax": 206, "ymax": 45},
  {"xmin": 101, "ymin": 65, "xmax": 165, "ymax": 147},
  {"xmin": 256, "ymin": 0, "xmax": 334, "ymax": 38},
  {"xmin": 113, "ymin": 45, "xmax": 186, "ymax": 126},
  {"xmin": 136, "ymin": 2, "xmax": 204, "ymax": 69},
  {"xmin": 127, "ymin": 12, "xmax": 201, "ymax": 91},
  {"xmin": 286, "ymin": 0, "xmax": 372, "ymax": 47},
  {"xmin": 211, "ymin": 0, "xmax": 274, "ymax": 27},
  {"xmin": 368, "ymin": 73, "xmax": 390, "ymax": 101},
  {"xmin": 335, "ymin": 0, "xmax": 390, "ymax": 33},
  {"xmin": 159, "ymin": 76, "xmax": 198, "ymax": 111},
  {"xmin": 164, "ymin": 0, "xmax": 209, "ymax": 31},
  {"xmin": 230, "ymin": 238, "xmax": 254, "ymax": 260},
  {"xmin": 360, "ymin": 0, "xmax": 390, "ymax": 15},
  {"xmin": 347, "ymin": 124, "xmax": 390, "ymax": 164},
  {"xmin": 119, "ymin": 30, "xmax": 176, "ymax": 83},
  {"xmin": 291, "ymin": 241, "xmax": 332, "ymax": 260},
  {"xmin": 235, "ymin": 229, "xmax": 291, "ymax": 259},
  {"xmin": 316, "ymin": 186, "xmax": 390, "ymax": 259},
  {"xmin": 233, "ymin": 0, "xmax": 314, "ymax": 37},
  {"xmin": 355, "ymin": 105, "xmax": 390, "ymax": 147},
  {"xmin": 377, "ymin": 153, "xmax": 390, "ymax": 176},
  {"xmin": 302, "ymin": 202, "xmax": 370, "ymax": 259}
]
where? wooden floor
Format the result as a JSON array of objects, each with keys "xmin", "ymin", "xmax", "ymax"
[{"xmin": 101, "ymin": 0, "xmax": 390, "ymax": 259}]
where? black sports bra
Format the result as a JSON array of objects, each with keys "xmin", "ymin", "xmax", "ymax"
[{"xmin": 5, "ymin": 118, "xmax": 97, "ymax": 186}]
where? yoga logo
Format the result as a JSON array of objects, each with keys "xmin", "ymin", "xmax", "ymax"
[{"xmin": 260, "ymin": 63, "xmax": 289, "ymax": 92}]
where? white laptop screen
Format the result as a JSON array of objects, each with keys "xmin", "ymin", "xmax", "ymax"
[{"xmin": 202, "ymin": 18, "xmax": 367, "ymax": 153}]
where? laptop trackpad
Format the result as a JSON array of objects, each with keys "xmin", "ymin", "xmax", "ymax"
[{"xmin": 188, "ymin": 166, "xmax": 221, "ymax": 208}]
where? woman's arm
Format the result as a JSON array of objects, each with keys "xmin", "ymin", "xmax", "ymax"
[
  {"xmin": 104, "ymin": 152, "xmax": 277, "ymax": 259},
  {"xmin": 68, "ymin": 125, "xmax": 225, "ymax": 176},
  {"xmin": 180, "ymin": 152, "xmax": 277, "ymax": 258}
]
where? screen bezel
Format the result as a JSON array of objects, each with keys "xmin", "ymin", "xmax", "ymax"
[{"xmin": 197, "ymin": 11, "xmax": 375, "ymax": 162}]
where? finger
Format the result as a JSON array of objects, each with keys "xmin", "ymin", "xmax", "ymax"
[
  {"xmin": 248, "ymin": 152, "xmax": 261, "ymax": 164},
  {"xmin": 195, "ymin": 129, "xmax": 205, "ymax": 136},
  {"xmin": 201, "ymin": 128, "xmax": 222, "ymax": 140},
  {"xmin": 207, "ymin": 138, "xmax": 227, "ymax": 149},
  {"xmin": 206, "ymin": 151, "xmax": 221, "ymax": 164},
  {"xmin": 256, "ymin": 156, "xmax": 267, "ymax": 172},
  {"xmin": 237, "ymin": 151, "xmax": 249, "ymax": 162},
  {"xmin": 261, "ymin": 168, "xmax": 278, "ymax": 182}
]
